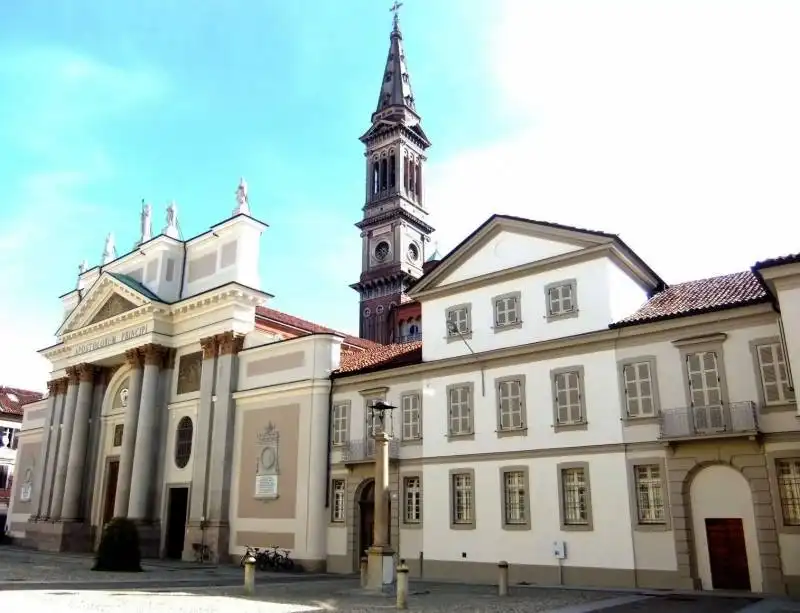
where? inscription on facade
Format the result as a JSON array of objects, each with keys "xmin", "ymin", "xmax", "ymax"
[
  {"xmin": 177, "ymin": 351, "xmax": 203, "ymax": 394},
  {"xmin": 72, "ymin": 325, "xmax": 149, "ymax": 357},
  {"xmin": 255, "ymin": 422, "xmax": 280, "ymax": 499}
]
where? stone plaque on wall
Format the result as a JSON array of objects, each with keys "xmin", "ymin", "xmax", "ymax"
[
  {"xmin": 255, "ymin": 422, "xmax": 280, "ymax": 500},
  {"xmin": 177, "ymin": 351, "xmax": 203, "ymax": 395}
]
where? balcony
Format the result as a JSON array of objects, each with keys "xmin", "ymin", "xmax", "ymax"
[
  {"xmin": 659, "ymin": 401, "xmax": 760, "ymax": 442},
  {"xmin": 340, "ymin": 438, "xmax": 400, "ymax": 464},
  {"xmin": 399, "ymin": 333, "xmax": 421, "ymax": 343}
]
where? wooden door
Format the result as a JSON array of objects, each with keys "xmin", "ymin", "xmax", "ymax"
[
  {"xmin": 705, "ymin": 518, "xmax": 751, "ymax": 590},
  {"xmin": 102, "ymin": 460, "xmax": 119, "ymax": 525},
  {"xmin": 359, "ymin": 502, "xmax": 374, "ymax": 556}
]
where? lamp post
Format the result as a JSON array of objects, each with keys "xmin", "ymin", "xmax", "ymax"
[{"xmin": 366, "ymin": 400, "xmax": 396, "ymax": 590}]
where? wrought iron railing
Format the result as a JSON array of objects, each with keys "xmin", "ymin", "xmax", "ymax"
[
  {"xmin": 659, "ymin": 401, "xmax": 759, "ymax": 440},
  {"xmin": 399, "ymin": 333, "xmax": 421, "ymax": 342},
  {"xmin": 340, "ymin": 438, "xmax": 400, "ymax": 462}
]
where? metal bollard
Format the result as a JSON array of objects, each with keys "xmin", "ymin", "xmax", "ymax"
[
  {"xmin": 498, "ymin": 560, "xmax": 509, "ymax": 596},
  {"xmin": 244, "ymin": 556, "xmax": 256, "ymax": 595},
  {"xmin": 396, "ymin": 562, "xmax": 409, "ymax": 609},
  {"xmin": 360, "ymin": 556, "xmax": 368, "ymax": 588}
]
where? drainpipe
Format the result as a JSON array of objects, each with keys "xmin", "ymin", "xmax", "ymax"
[{"xmin": 325, "ymin": 373, "xmax": 335, "ymax": 508}]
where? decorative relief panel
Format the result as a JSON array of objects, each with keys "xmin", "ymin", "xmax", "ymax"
[
  {"xmin": 255, "ymin": 422, "xmax": 280, "ymax": 499},
  {"xmin": 177, "ymin": 352, "xmax": 203, "ymax": 394},
  {"xmin": 89, "ymin": 294, "xmax": 139, "ymax": 325},
  {"xmin": 112, "ymin": 378, "xmax": 130, "ymax": 410}
]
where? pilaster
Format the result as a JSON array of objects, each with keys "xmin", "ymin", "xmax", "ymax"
[
  {"xmin": 29, "ymin": 380, "xmax": 59, "ymax": 520},
  {"xmin": 114, "ymin": 349, "xmax": 144, "ymax": 517},
  {"xmin": 61, "ymin": 363, "xmax": 97, "ymax": 521},
  {"xmin": 153, "ymin": 348, "xmax": 177, "ymax": 525},
  {"xmin": 40, "ymin": 378, "xmax": 68, "ymax": 519},
  {"xmin": 205, "ymin": 331, "xmax": 244, "ymax": 562},
  {"xmin": 50, "ymin": 367, "xmax": 80, "ymax": 520},
  {"xmin": 128, "ymin": 344, "xmax": 166, "ymax": 520}
]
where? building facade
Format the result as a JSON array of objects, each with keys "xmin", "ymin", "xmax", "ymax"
[
  {"xmin": 8, "ymin": 12, "xmax": 800, "ymax": 598},
  {"xmin": 0, "ymin": 387, "xmax": 42, "ymax": 526}
]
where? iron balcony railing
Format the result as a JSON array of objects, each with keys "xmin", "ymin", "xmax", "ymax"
[
  {"xmin": 399, "ymin": 333, "xmax": 421, "ymax": 342},
  {"xmin": 659, "ymin": 401, "xmax": 759, "ymax": 440},
  {"xmin": 340, "ymin": 438, "xmax": 400, "ymax": 463}
]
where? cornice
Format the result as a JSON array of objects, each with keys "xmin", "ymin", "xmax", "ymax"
[{"xmin": 233, "ymin": 378, "xmax": 331, "ymax": 403}]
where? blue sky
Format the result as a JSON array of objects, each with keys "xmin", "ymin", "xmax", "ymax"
[{"xmin": 2, "ymin": 1, "xmax": 800, "ymax": 389}]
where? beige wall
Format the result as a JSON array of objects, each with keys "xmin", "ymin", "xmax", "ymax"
[{"xmin": 11, "ymin": 440, "xmax": 41, "ymax": 516}]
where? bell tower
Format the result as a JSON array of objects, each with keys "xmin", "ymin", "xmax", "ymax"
[{"xmin": 351, "ymin": 7, "xmax": 435, "ymax": 344}]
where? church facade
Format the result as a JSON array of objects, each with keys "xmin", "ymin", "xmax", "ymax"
[{"xmin": 8, "ymin": 13, "xmax": 800, "ymax": 596}]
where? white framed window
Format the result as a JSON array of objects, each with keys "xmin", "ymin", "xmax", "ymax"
[
  {"xmin": 331, "ymin": 403, "xmax": 349, "ymax": 446},
  {"xmin": 623, "ymin": 361, "xmax": 656, "ymax": 417},
  {"xmin": 546, "ymin": 280, "xmax": 577, "ymax": 319},
  {"xmin": 447, "ymin": 384, "xmax": 473, "ymax": 436},
  {"xmin": 404, "ymin": 476, "xmax": 421, "ymax": 523},
  {"xmin": 331, "ymin": 479, "xmax": 346, "ymax": 522},
  {"xmin": 497, "ymin": 378, "xmax": 524, "ymax": 430},
  {"xmin": 756, "ymin": 343, "xmax": 795, "ymax": 405},
  {"xmin": 401, "ymin": 393, "xmax": 421, "ymax": 440},
  {"xmin": 553, "ymin": 369, "xmax": 584, "ymax": 425},
  {"xmin": 452, "ymin": 472, "xmax": 473, "ymax": 524},
  {"xmin": 503, "ymin": 470, "xmax": 526, "ymax": 525},
  {"xmin": 493, "ymin": 292, "xmax": 520, "ymax": 328},
  {"xmin": 561, "ymin": 467, "xmax": 589, "ymax": 526},
  {"xmin": 635, "ymin": 464, "xmax": 666, "ymax": 524},
  {"xmin": 777, "ymin": 459, "xmax": 800, "ymax": 526},
  {"xmin": 446, "ymin": 304, "xmax": 471, "ymax": 337}
]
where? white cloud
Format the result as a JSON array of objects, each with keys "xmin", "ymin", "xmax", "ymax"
[{"xmin": 427, "ymin": 0, "xmax": 800, "ymax": 282}]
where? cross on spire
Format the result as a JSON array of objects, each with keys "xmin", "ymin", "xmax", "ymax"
[{"xmin": 390, "ymin": 1, "xmax": 403, "ymax": 30}]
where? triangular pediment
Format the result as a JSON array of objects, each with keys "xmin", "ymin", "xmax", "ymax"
[
  {"xmin": 57, "ymin": 272, "xmax": 163, "ymax": 336},
  {"xmin": 410, "ymin": 215, "xmax": 616, "ymax": 295}
]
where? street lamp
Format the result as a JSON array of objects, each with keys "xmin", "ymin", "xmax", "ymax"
[
  {"xmin": 369, "ymin": 400, "xmax": 396, "ymax": 436},
  {"xmin": 366, "ymin": 400, "xmax": 397, "ymax": 590}
]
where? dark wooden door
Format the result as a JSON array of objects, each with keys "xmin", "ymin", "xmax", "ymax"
[
  {"xmin": 102, "ymin": 460, "xmax": 119, "ymax": 525},
  {"xmin": 359, "ymin": 502, "xmax": 374, "ymax": 557},
  {"xmin": 165, "ymin": 487, "xmax": 189, "ymax": 559},
  {"xmin": 705, "ymin": 518, "xmax": 751, "ymax": 590}
]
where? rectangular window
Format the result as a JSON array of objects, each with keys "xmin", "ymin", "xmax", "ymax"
[
  {"xmin": 685, "ymin": 351, "xmax": 724, "ymax": 431},
  {"xmin": 554, "ymin": 370, "xmax": 584, "ymax": 425},
  {"xmin": 546, "ymin": 280, "xmax": 578, "ymax": 319},
  {"xmin": 497, "ymin": 378, "xmax": 524, "ymax": 430},
  {"xmin": 113, "ymin": 424, "xmax": 124, "ymax": 447},
  {"xmin": 446, "ymin": 304, "xmax": 471, "ymax": 337},
  {"xmin": 635, "ymin": 464, "xmax": 666, "ymax": 524},
  {"xmin": 331, "ymin": 403, "xmax": 349, "ymax": 446},
  {"xmin": 452, "ymin": 472, "xmax": 473, "ymax": 524},
  {"xmin": 331, "ymin": 479, "xmax": 346, "ymax": 522},
  {"xmin": 448, "ymin": 384, "xmax": 473, "ymax": 436},
  {"xmin": 777, "ymin": 459, "xmax": 800, "ymax": 526},
  {"xmin": 401, "ymin": 393, "xmax": 421, "ymax": 440},
  {"xmin": 503, "ymin": 470, "xmax": 526, "ymax": 525},
  {"xmin": 561, "ymin": 467, "xmax": 589, "ymax": 525},
  {"xmin": 756, "ymin": 343, "xmax": 795, "ymax": 405},
  {"xmin": 404, "ymin": 476, "xmax": 421, "ymax": 523},
  {"xmin": 623, "ymin": 361, "xmax": 656, "ymax": 418},
  {"xmin": 494, "ymin": 293, "xmax": 520, "ymax": 328}
]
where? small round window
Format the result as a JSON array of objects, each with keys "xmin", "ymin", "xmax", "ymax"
[{"xmin": 175, "ymin": 416, "xmax": 194, "ymax": 469}]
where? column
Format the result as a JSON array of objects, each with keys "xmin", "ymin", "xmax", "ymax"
[
  {"xmin": 50, "ymin": 367, "xmax": 80, "ymax": 520},
  {"xmin": 153, "ymin": 349, "xmax": 176, "ymax": 520},
  {"xmin": 114, "ymin": 349, "xmax": 144, "ymax": 517},
  {"xmin": 40, "ymin": 379, "xmax": 67, "ymax": 519},
  {"xmin": 187, "ymin": 336, "xmax": 219, "ymax": 525},
  {"xmin": 127, "ymin": 344, "xmax": 166, "ymax": 519},
  {"xmin": 29, "ymin": 380, "xmax": 59, "ymax": 520},
  {"xmin": 373, "ymin": 432, "xmax": 390, "ymax": 547},
  {"xmin": 207, "ymin": 332, "xmax": 244, "ymax": 524},
  {"xmin": 60, "ymin": 364, "xmax": 96, "ymax": 521}
]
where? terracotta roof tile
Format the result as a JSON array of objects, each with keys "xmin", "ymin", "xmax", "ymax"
[
  {"xmin": 0, "ymin": 386, "xmax": 44, "ymax": 417},
  {"xmin": 337, "ymin": 342, "xmax": 422, "ymax": 375},
  {"xmin": 613, "ymin": 271, "xmax": 769, "ymax": 327},
  {"xmin": 753, "ymin": 252, "xmax": 800, "ymax": 270},
  {"xmin": 255, "ymin": 306, "xmax": 378, "ymax": 350}
]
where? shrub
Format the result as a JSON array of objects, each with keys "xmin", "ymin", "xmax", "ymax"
[{"xmin": 92, "ymin": 517, "xmax": 143, "ymax": 572}]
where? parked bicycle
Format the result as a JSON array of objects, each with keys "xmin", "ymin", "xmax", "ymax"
[{"xmin": 268, "ymin": 545, "xmax": 294, "ymax": 571}]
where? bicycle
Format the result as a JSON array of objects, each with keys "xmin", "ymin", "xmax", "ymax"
[
  {"xmin": 268, "ymin": 545, "xmax": 294, "ymax": 571},
  {"xmin": 239, "ymin": 545, "xmax": 261, "ymax": 567},
  {"xmin": 192, "ymin": 542, "xmax": 213, "ymax": 563}
]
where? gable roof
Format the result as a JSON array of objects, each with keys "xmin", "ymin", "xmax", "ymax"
[
  {"xmin": 0, "ymin": 386, "xmax": 43, "ymax": 417},
  {"xmin": 611, "ymin": 270, "xmax": 769, "ymax": 328},
  {"xmin": 255, "ymin": 307, "xmax": 377, "ymax": 350},
  {"xmin": 108, "ymin": 272, "xmax": 162, "ymax": 302},
  {"xmin": 408, "ymin": 214, "xmax": 665, "ymax": 297},
  {"xmin": 335, "ymin": 341, "xmax": 422, "ymax": 376},
  {"xmin": 752, "ymin": 252, "xmax": 800, "ymax": 271}
]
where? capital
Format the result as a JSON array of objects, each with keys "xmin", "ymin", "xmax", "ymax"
[
  {"xmin": 66, "ymin": 366, "xmax": 80, "ymax": 385},
  {"xmin": 46, "ymin": 380, "xmax": 58, "ymax": 394},
  {"xmin": 55, "ymin": 377, "xmax": 69, "ymax": 395},
  {"xmin": 200, "ymin": 336, "xmax": 218, "ymax": 360},
  {"xmin": 218, "ymin": 331, "xmax": 245, "ymax": 356},
  {"xmin": 77, "ymin": 363, "xmax": 97, "ymax": 383},
  {"xmin": 125, "ymin": 348, "xmax": 143, "ymax": 369},
  {"xmin": 142, "ymin": 344, "xmax": 167, "ymax": 366}
]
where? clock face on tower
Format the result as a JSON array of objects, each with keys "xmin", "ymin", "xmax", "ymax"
[
  {"xmin": 374, "ymin": 241, "xmax": 390, "ymax": 262},
  {"xmin": 407, "ymin": 242, "xmax": 419, "ymax": 262},
  {"xmin": 260, "ymin": 446, "xmax": 277, "ymax": 472}
]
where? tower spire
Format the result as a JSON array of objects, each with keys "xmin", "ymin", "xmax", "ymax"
[{"xmin": 375, "ymin": 1, "xmax": 417, "ymax": 118}]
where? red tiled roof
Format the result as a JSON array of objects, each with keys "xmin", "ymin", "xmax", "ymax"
[
  {"xmin": 0, "ymin": 386, "xmax": 44, "ymax": 417},
  {"xmin": 255, "ymin": 306, "xmax": 378, "ymax": 350},
  {"xmin": 613, "ymin": 271, "xmax": 769, "ymax": 327},
  {"xmin": 337, "ymin": 342, "xmax": 422, "ymax": 375},
  {"xmin": 753, "ymin": 252, "xmax": 800, "ymax": 270}
]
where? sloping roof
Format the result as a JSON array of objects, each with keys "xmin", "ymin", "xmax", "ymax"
[
  {"xmin": 612, "ymin": 271, "xmax": 769, "ymax": 327},
  {"xmin": 752, "ymin": 252, "xmax": 800, "ymax": 270},
  {"xmin": 0, "ymin": 386, "xmax": 44, "ymax": 417},
  {"xmin": 255, "ymin": 307, "xmax": 377, "ymax": 350},
  {"xmin": 336, "ymin": 341, "xmax": 422, "ymax": 375},
  {"xmin": 108, "ymin": 272, "xmax": 163, "ymax": 302}
]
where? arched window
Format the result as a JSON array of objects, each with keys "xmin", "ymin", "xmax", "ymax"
[
  {"xmin": 372, "ymin": 162, "xmax": 380, "ymax": 195},
  {"xmin": 389, "ymin": 154, "xmax": 396, "ymax": 188},
  {"xmin": 175, "ymin": 416, "xmax": 194, "ymax": 469},
  {"xmin": 415, "ymin": 163, "xmax": 423, "ymax": 199},
  {"xmin": 380, "ymin": 158, "xmax": 388, "ymax": 191}
]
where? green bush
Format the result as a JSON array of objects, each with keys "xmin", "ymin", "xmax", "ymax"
[{"xmin": 92, "ymin": 517, "xmax": 143, "ymax": 572}]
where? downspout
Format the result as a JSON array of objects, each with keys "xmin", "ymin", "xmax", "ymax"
[
  {"xmin": 178, "ymin": 241, "xmax": 188, "ymax": 300},
  {"xmin": 325, "ymin": 371, "xmax": 335, "ymax": 508}
]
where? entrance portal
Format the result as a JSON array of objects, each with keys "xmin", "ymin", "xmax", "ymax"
[
  {"xmin": 706, "ymin": 518, "xmax": 751, "ymax": 590},
  {"xmin": 165, "ymin": 487, "xmax": 189, "ymax": 560},
  {"xmin": 102, "ymin": 460, "xmax": 119, "ymax": 525},
  {"xmin": 356, "ymin": 478, "xmax": 391, "ymax": 569}
]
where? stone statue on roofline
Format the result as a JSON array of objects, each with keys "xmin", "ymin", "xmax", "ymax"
[
  {"xmin": 102, "ymin": 233, "xmax": 116, "ymax": 264},
  {"xmin": 163, "ymin": 200, "xmax": 179, "ymax": 239},
  {"xmin": 233, "ymin": 177, "xmax": 250, "ymax": 216},
  {"xmin": 140, "ymin": 200, "xmax": 152, "ymax": 244}
]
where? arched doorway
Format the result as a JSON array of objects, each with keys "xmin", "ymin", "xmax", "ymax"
[{"xmin": 355, "ymin": 478, "xmax": 391, "ymax": 568}]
